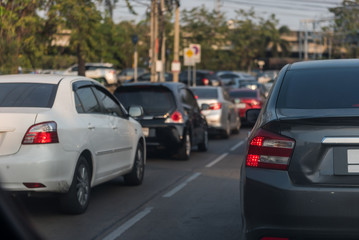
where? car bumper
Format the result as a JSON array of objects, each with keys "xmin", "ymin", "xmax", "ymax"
[
  {"xmin": 202, "ymin": 110, "xmax": 225, "ymax": 131},
  {"xmin": 0, "ymin": 144, "xmax": 78, "ymax": 193},
  {"xmin": 142, "ymin": 124, "xmax": 185, "ymax": 152},
  {"xmin": 242, "ymin": 167, "xmax": 359, "ymax": 240}
]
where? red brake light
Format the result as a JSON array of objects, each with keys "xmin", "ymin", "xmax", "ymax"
[
  {"xmin": 246, "ymin": 128, "xmax": 295, "ymax": 170},
  {"xmin": 202, "ymin": 78, "xmax": 209, "ymax": 85},
  {"xmin": 23, "ymin": 183, "xmax": 46, "ymax": 188},
  {"xmin": 22, "ymin": 122, "xmax": 59, "ymax": 144},
  {"xmin": 209, "ymin": 103, "xmax": 222, "ymax": 110},
  {"xmin": 165, "ymin": 111, "xmax": 184, "ymax": 123}
]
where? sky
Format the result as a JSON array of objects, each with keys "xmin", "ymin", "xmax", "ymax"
[{"xmin": 106, "ymin": 0, "xmax": 344, "ymax": 30}]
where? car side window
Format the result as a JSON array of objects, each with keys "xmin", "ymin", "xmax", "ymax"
[
  {"xmin": 75, "ymin": 87, "xmax": 102, "ymax": 113},
  {"xmin": 220, "ymin": 73, "xmax": 236, "ymax": 79},
  {"xmin": 92, "ymin": 87, "xmax": 126, "ymax": 118},
  {"xmin": 180, "ymin": 88, "xmax": 199, "ymax": 111}
]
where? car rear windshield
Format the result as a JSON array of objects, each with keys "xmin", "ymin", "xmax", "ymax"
[
  {"xmin": 191, "ymin": 88, "xmax": 218, "ymax": 99},
  {"xmin": 229, "ymin": 91, "xmax": 257, "ymax": 98},
  {"xmin": 115, "ymin": 86, "xmax": 176, "ymax": 116},
  {"xmin": 277, "ymin": 68, "xmax": 359, "ymax": 109},
  {"xmin": 0, "ymin": 83, "xmax": 57, "ymax": 107}
]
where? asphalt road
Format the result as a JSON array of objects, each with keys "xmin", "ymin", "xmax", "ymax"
[{"xmin": 14, "ymin": 127, "xmax": 250, "ymax": 240}]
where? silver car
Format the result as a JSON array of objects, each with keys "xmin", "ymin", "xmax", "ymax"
[{"xmin": 191, "ymin": 86, "xmax": 241, "ymax": 138}]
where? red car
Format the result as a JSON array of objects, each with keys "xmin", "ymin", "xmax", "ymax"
[{"xmin": 229, "ymin": 88, "xmax": 265, "ymax": 120}]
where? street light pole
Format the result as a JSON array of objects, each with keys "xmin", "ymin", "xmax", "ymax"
[{"xmin": 173, "ymin": 0, "xmax": 180, "ymax": 82}]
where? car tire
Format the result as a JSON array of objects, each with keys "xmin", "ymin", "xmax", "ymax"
[
  {"xmin": 198, "ymin": 129, "xmax": 208, "ymax": 152},
  {"xmin": 177, "ymin": 131, "xmax": 191, "ymax": 160},
  {"xmin": 232, "ymin": 119, "xmax": 240, "ymax": 134},
  {"xmin": 60, "ymin": 156, "xmax": 91, "ymax": 214},
  {"xmin": 222, "ymin": 119, "xmax": 231, "ymax": 139},
  {"xmin": 124, "ymin": 142, "xmax": 145, "ymax": 186}
]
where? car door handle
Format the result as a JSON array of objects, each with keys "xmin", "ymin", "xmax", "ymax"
[
  {"xmin": 112, "ymin": 126, "xmax": 118, "ymax": 129},
  {"xmin": 88, "ymin": 124, "xmax": 95, "ymax": 130}
]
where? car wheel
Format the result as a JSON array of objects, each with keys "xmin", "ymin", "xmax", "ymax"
[
  {"xmin": 124, "ymin": 142, "xmax": 145, "ymax": 186},
  {"xmin": 222, "ymin": 119, "xmax": 231, "ymax": 139},
  {"xmin": 232, "ymin": 118, "xmax": 240, "ymax": 134},
  {"xmin": 198, "ymin": 129, "xmax": 208, "ymax": 152},
  {"xmin": 177, "ymin": 131, "xmax": 191, "ymax": 160},
  {"xmin": 60, "ymin": 156, "xmax": 91, "ymax": 214}
]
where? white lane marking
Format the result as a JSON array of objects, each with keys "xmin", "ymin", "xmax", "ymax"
[
  {"xmin": 206, "ymin": 153, "xmax": 229, "ymax": 168},
  {"xmin": 103, "ymin": 207, "xmax": 153, "ymax": 240},
  {"xmin": 230, "ymin": 140, "xmax": 245, "ymax": 152},
  {"xmin": 163, "ymin": 172, "xmax": 201, "ymax": 198}
]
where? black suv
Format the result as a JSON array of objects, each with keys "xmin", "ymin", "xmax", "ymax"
[
  {"xmin": 114, "ymin": 82, "xmax": 208, "ymax": 160},
  {"xmin": 241, "ymin": 59, "xmax": 359, "ymax": 240}
]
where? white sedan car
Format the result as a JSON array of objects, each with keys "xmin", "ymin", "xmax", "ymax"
[
  {"xmin": 0, "ymin": 74, "xmax": 146, "ymax": 214},
  {"xmin": 191, "ymin": 86, "xmax": 241, "ymax": 138}
]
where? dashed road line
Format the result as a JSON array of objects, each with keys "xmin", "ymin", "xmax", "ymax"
[
  {"xmin": 162, "ymin": 172, "xmax": 201, "ymax": 198},
  {"xmin": 230, "ymin": 140, "xmax": 245, "ymax": 152},
  {"xmin": 102, "ymin": 207, "xmax": 153, "ymax": 240},
  {"xmin": 205, "ymin": 153, "xmax": 229, "ymax": 168}
]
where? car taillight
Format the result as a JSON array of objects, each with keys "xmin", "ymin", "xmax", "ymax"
[
  {"xmin": 202, "ymin": 78, "xmax": 209, "ymax": 85},
  {"xmin": 23, "ymin": 183, "xmax": 46, "ymax": 188},
  {"xmin": 22, "ymin": 121, "xmax": 59, "ymax": 144},
  {"xmin": 251, "ymin": 100, "xmax": 260, "ymax": 106},
  {"xmin": 246, "ymin": 128, "xmax": 295, "ymax": 170},
  {"xmin": 165, "ymin": 111, "xmax": 184, "ymax": 123},
  {"xmin": 209, "ymin": 103, "xmax": 222, "ymax": 110}
]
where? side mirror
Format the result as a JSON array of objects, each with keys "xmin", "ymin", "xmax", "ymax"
[
  {"xmin": 128, "ymin": 105, "xmax": 144, "ymax": 118},
  {"xmin": 201, "ymin": 103, "xmax": 210, "ymax": 111},
  {"xmin": 246, "ymin": 109, "xmax": 261, "ymax": 125}
]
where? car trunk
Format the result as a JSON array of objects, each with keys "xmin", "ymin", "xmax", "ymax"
[
  {"xmin": 0, "ymin": 111, "xmax": 38, "ymax": 156},
  {"xmin": 274, "ymin": 116, "xmax": 359, "ymax": 187}
]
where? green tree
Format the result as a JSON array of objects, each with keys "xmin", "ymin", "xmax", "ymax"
[
  {"xmin": 46, "ymin": 0, "xmax": 102, "ymax": 76},
  {"xmin": 330, "ymin": 0, "xmax": 359, "ymax": 58},
  {"xmin": 181, "ymin": 6, "xmax": 230, "ymax": 70},
  {"xmin": 0, "ymin": 0, "xmax": 48, "ymax": 73},
  {"xmin": 230, "ymin": 9, "xmax": 290, "ymax": 71}
]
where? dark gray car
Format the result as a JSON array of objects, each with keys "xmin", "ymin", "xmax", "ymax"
[{"xmin": 241, "ymin": 59, "xmax": 359, "ymax": 240}]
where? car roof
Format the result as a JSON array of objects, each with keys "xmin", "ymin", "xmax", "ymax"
[
  {"xmin": 119, "ymin": 81, "xmax": 187, "ymax": 91},
  {"xmin": 289, "ymin": 59, "xmax": 359, "ymax": 71},
  {"xmin": 0, "ymin": 74, "xmax": 96, "ymax": 84},
  {"xmin": 229, "ymin": 88, "xmax": 259, "ymax": 93},
  {"xmin": 190, "ymin": 86, "xmax": 220, "ymax": 90}
]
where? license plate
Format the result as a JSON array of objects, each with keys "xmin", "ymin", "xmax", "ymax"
[
  {"xmin": 142, "ymin": 128, "xmax": 149, "ymax": 137},
  {"xmin": 348, "ymin": 149, "xmax": 359, "ymax": 173}
]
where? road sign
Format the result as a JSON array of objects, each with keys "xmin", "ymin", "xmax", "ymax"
[
  {"xmin": 184, "ymin": 48, "xmax": 195, "ymax": 66},
  {"xmin": 189, "ymin": 44, "xmax": 201, "ymax": 63},
  {"xmin": 171, "ymin": 61, "xmax": 181, "ymax": 73}
]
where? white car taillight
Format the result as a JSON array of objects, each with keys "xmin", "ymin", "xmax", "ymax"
[
  {"xmin": 22, "ymin": 121, "xmax": 59, "ymax": 144},
  {"xmin": 246, "ymin": 128, "xmax": 295, "ymax": 170}
]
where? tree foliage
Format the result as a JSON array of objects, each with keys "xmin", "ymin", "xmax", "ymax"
[
  {"xmin": 0, "ymin": 0, "xmax": 48, "ymax": 73},
  {"xmin": 0, "ymin": 1, "xmax": 290, "ymax": 74},
  {"xmin": 330, "ymin": 0, "xmax": 359, "ymax": 58},
  {"xmin": 182, "ymin": 7, "xmax": 290, "ymax": 71}
]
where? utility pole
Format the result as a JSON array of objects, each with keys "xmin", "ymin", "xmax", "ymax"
[
  {"xmin": 173, "ymin": 0, "xmax": 180, "ymax": 82},
  {"xmin": 160, "ymin": 0, "xmax": 166, "ymax": 82},
  {"xmin": 150, "ymin": 0, "xmax": 158, "ymax": 82}
]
